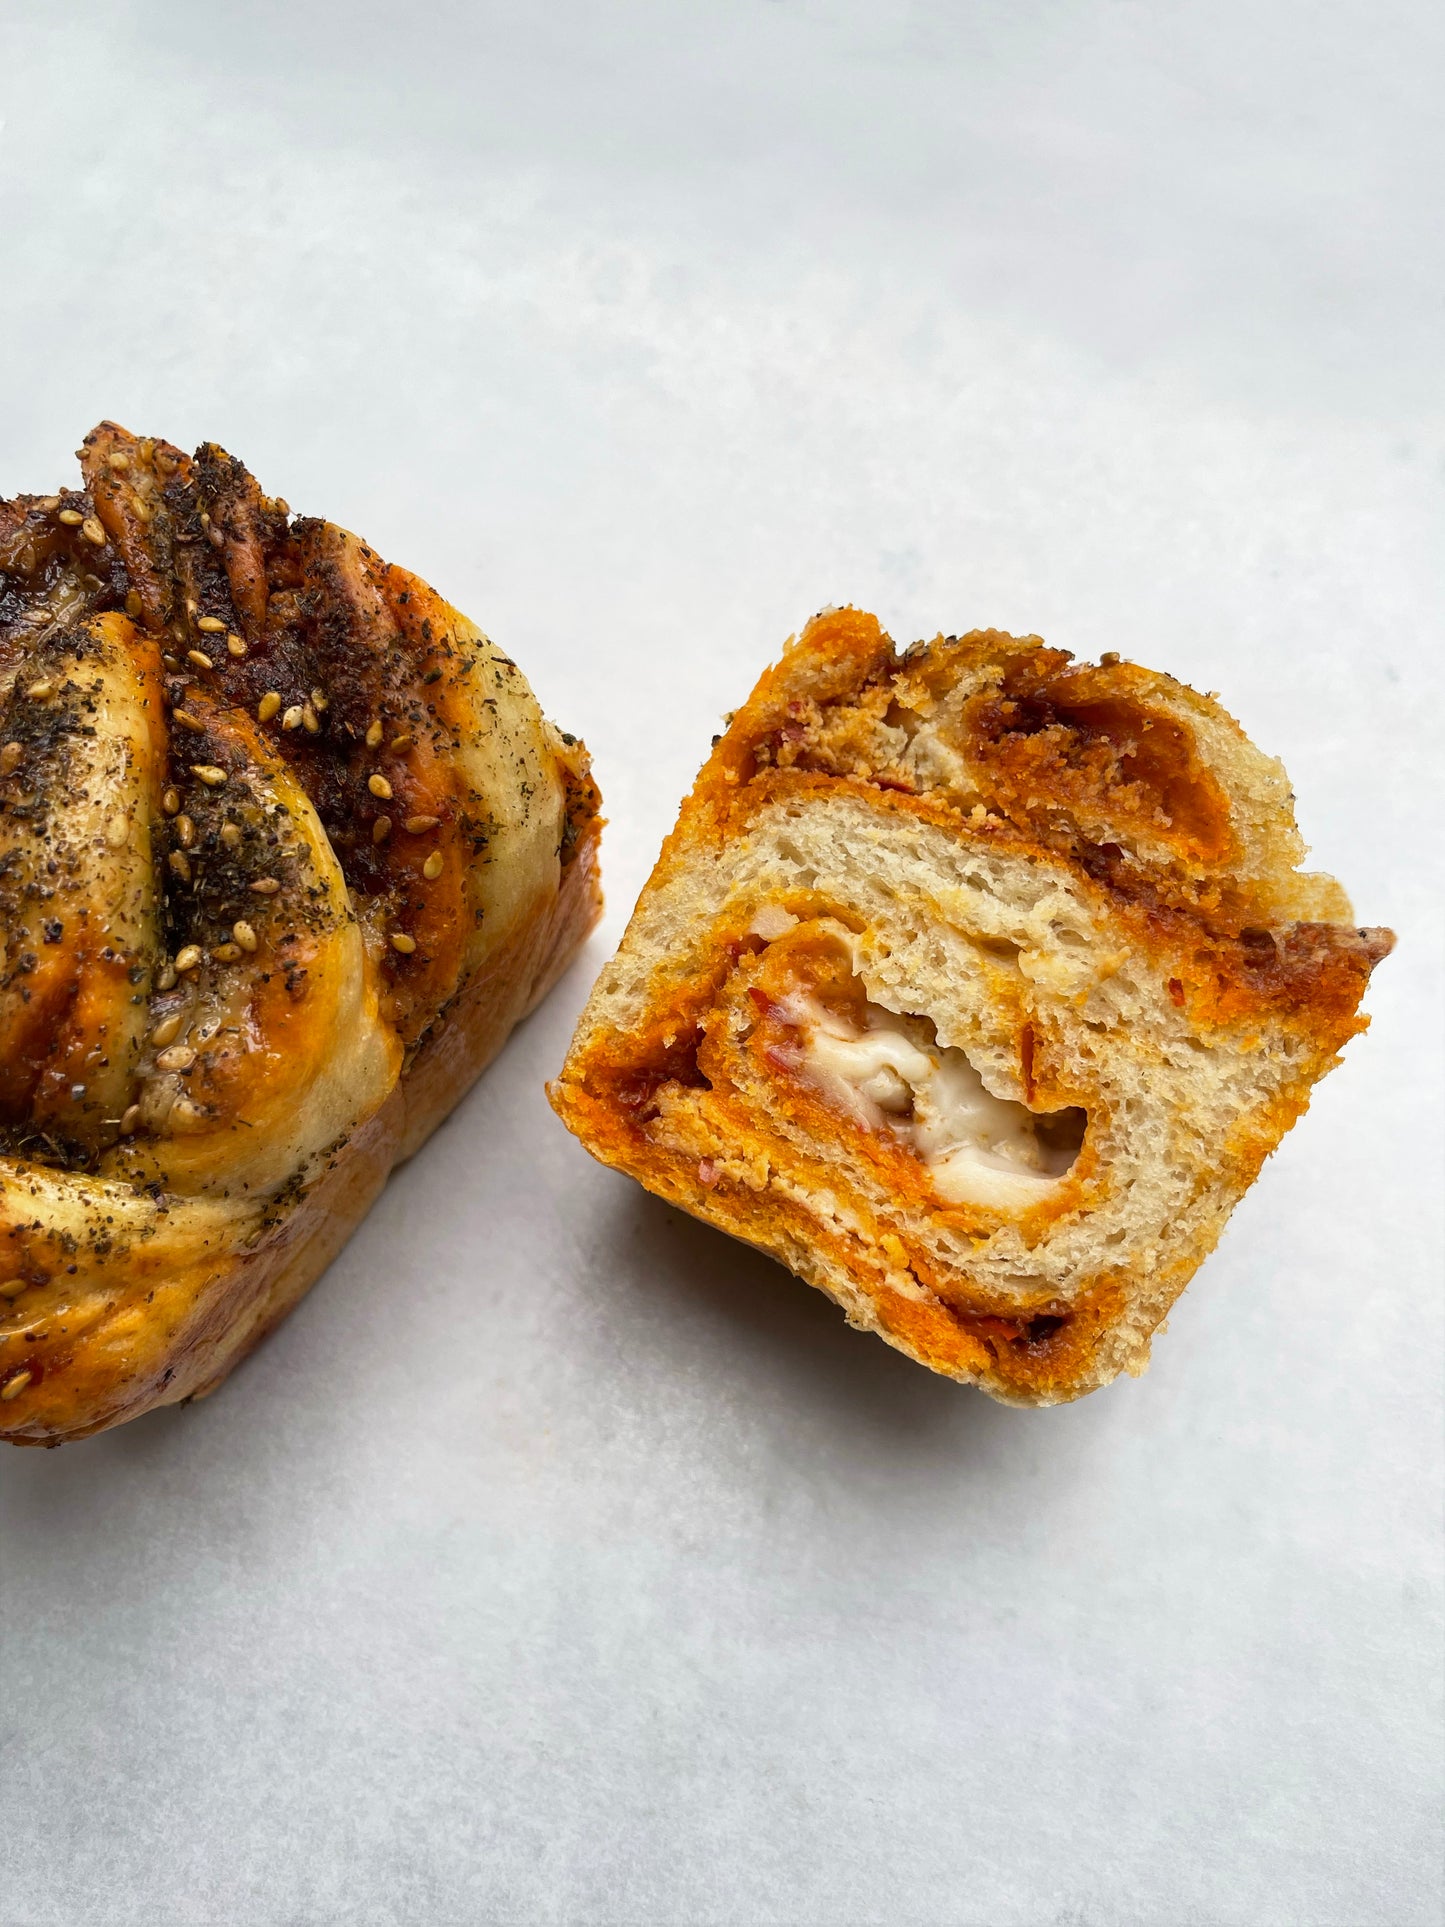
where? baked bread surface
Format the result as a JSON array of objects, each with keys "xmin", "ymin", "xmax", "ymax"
[
  {"xmin": 0, "ymin": 424, "xmax": 601, "ymax": 1443},
  {"xmin": 550, "ymin": 609, "xmax": 1389, "ymax": 1405}
]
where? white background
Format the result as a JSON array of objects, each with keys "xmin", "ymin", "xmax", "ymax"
[{"xmin": 1, "ymin": 5, "xmax": 1441, "ymax": 1923}]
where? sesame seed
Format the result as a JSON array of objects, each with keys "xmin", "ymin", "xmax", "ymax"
[
  {"xmin": 275, "ymin": 497, "xmax": 290, "ymax": 516},
  {"xmin": 185, "ymin": 598, "xmax": 199, "ymax": 617},
  {"xmin": 125, "ymin": 590, "xmax": 143, "ymax": 619},
  {"xmin": 232, "ymin": 920, "xmax": 257, "ymax": 952},
  {"xmin": 210, "ymin": 942, "xmax": 242, "ymax": 963},
  {"xmin": 172, "ymin": 709, "xmax": 204, "ymax": 731},
  {"xmin": 174, "ymin": 945, "xmax": 203, "ymax": 972},
  {"xmin": 151, "ymin": 1013, "xmax": 184, "ymax": 1047},
  {"xmin": 168, "ymin": 850, "xmax": 192, "ymax": 883},
  {"xmin": 0, "ymin": 1278, "xmax": 29, "ymax": 1300},
  {"xmin": 390, "ymin": 932, "xmax": 417, "ymax": 954},
  {"xmin": 372, "ymin": 815, "xmax": 392, "ymax": 845},
  {"xmin": 368, "ymin": 773, "xmax": 393, "ymax": 800},
  {"xmin": 176, "ymin": 814, "xmax": 196, "ymax": 847},
  {"xmin": 25, "ymin": 679, "xmax": 54, "ymax": 701},
  {"xmin": 389, "ymin": 733, "xmax": 413, "ymax": 754},
  {"xmin": 57, "ymin": 508, "xmax": 84, "ymax": 526},
  {"xmin": 301, "ymin": 702, "xmax": 320, "ymax": 734},
  {"xmin": 311, "ymin": 688, "xmax": 328, "ymax": 711},
  {"xmin": 250, "ymin": 876, "xmax": 280, "ymax": 894},
  {"xmin": 187, "ymin": 649, "xmax": 214, "ymax": 671},
  {"xmin": 131, "ymin": 496, "xmax": 153, "ymax": 524},
  {"xmin": 1, "ymin": 1370, "xmax": 33, "ymax": 1402},
  {"xmin": 81, "ymin": 516, "xmax": 106, "ymax": 547},
  {"xmin": 220, "ymin": 822, "xmax": 242, "ymax": 849},
  {"xmin": 365, "ymin": 719, "xmax": 384, "ymax": 749},
  {"xmin": 227, "ymin": 633, "xmax": 247, "ymax": 658},
  {"xmin": 423, "ymin": 851, "xmax": 444, "ymax": 880},
  {"xmin": 282, "ymin": 704, "xmax": 303, "ymax": 731},
  {"xmin": 403, "ymin": 815, "xmax": 440, "ymax": 834},
  {"xmin": 108, "ymin": 451, "xmax": 130, "ymax": 471},
  {"xmin": 0, "ymin": 743, "xmax": 23, "ymax": 776},
  {"xmin": 258, "ymin": 691, "xmax": 281, "ymax": 723},
  {"xmin": 162, "ymin": 787, "xmax": 180, "ymax": 815},
  {"xmin": 156, "ymin": 1044, "xmax": 197, "ymax": 1073},
  {"xmin": 192, "ymin": 765, "xmax": 227, "ymax": 786},
  {"xmin": 120, "ymin": 1105, "xmax": 141, "ymax": 1135},
  {"xmin": 196, "ymin": 615, "xmax": 225, "ymax": 633},
  {"xmin": 155, "ymin": 962, "xmax": 178, "ymax": 991},
  {"xmin": 106, "ymin": 812, "xmax": 129, "ymax": 849}
]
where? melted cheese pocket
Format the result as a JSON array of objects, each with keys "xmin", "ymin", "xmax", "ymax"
[{"xmin": 782, "ymin": 985, "xmax": 1084, "ymax": 1210}]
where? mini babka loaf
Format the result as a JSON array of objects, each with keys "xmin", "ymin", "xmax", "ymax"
[
  {"xmin": 0, "ymin": 423, "xmax": 601, "ymax": 1443},
  {"xmin": 550, "ymin": 609, "xmax": 1388, "ymax": 1405}
]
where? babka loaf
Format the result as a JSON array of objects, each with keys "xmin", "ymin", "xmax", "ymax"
[{"xmin": 0, "ymin": 423, "xmax": 601, "ymax": 1443}]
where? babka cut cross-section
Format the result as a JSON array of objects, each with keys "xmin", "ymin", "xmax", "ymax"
[{"xmin": 550, "ymin": 608, "xmax": 1390, "ymax": 1405}]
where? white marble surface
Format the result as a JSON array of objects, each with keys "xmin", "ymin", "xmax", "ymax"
[{"xmin": 1, "ymin": 5, "xmax": 1441, "ymax": 1923}]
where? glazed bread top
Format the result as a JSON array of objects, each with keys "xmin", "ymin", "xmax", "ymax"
[{"xmin": 0, "ymin": 423, "xmax": 595, "ymax": 1417}]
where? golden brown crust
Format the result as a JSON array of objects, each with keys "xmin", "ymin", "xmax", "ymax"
[
  {"xmin": 550, "ymin": 608, "xmax": 1390, "ymax": 1404},
  {"xmin": 0, "ymin": 425, "xmax": 602, "ymax": 1444}
]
